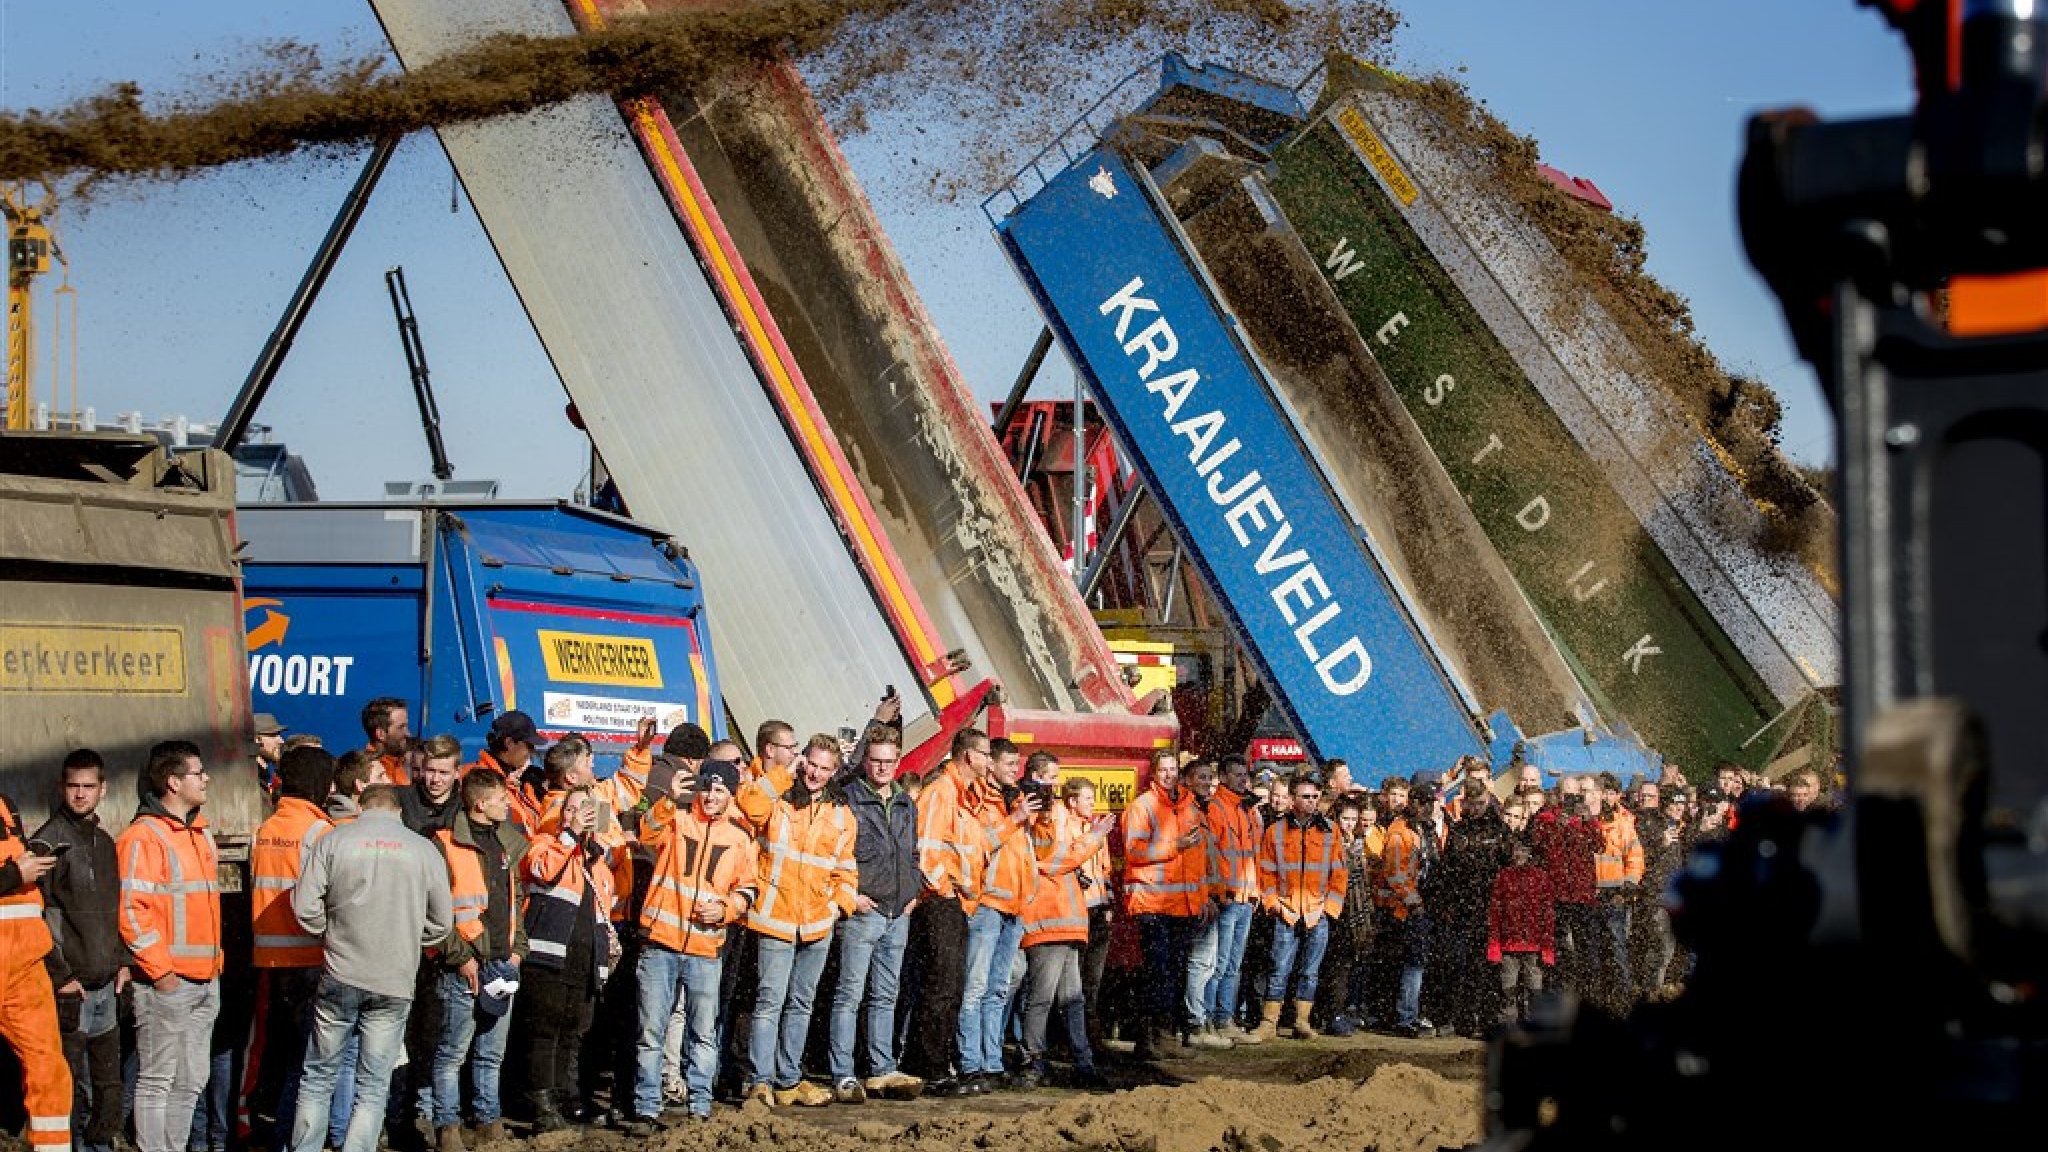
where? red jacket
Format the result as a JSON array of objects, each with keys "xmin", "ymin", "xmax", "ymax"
[
  {"xmin": 1531, "ymin": 807, "xmax": 1601, "ymax": 905},
  {"xmin": 1487, "ymin": 863, "xmax": 1557, "ymax": 964}
]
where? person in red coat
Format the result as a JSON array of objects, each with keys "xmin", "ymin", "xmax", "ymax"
[
  {"xmin": 1487, "ymin": 839, "xmax": 1556, "ymax": 1025},
  {"xmin": 1530, "ymin": 782, "xmax": 1601, "ymax": 997}
]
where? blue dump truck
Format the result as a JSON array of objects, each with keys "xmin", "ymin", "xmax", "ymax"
[{"xmin": 237, "ymin": 500, "xmax": 726, "ymax": 772}]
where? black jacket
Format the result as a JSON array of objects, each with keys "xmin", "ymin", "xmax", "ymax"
[
  {"xmin": 31, "ymin": 804, "xmax": 127, "ymax": 989},
  {"xmin": 399, "ymin": 782, "xmax": 460, "ymax": 838},
  {"xmin": 841, "ymin": 776, "xmax": 921, "ymax": 917}
]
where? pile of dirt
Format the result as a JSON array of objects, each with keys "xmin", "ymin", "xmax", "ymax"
[
  {"xmin": 530, "ymin": 1063, "xmax": 1481, "ymax": 1152},
  {"xmin": 1397, "ymin": 74, "xmax": 1837, "ymax": 584}
]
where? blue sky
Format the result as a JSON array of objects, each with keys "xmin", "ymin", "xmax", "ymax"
[{"xmin": 0, "ymin": 1, "xmax": 1911, "ymax": 500}]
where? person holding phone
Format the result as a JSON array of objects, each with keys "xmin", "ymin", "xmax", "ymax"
[
  {"xmin": 517, "ymin": 786, "xmax": 616, "ymax": 1132},
  {"xmin": 31, "ymin": 749, "xmax": 125, "ymax": 1152}
]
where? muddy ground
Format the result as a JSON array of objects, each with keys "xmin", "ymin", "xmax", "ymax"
[{"xmin": 503, "ymin": 1034, "xmax": 1485, "ymax": 1152}]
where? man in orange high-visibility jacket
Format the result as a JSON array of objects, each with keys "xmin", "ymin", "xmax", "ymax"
[
  {"xmin": 1250, "ymin": 773, "xmax": 1347, "ymax": 1042},
  {"xmin": 118, "ymin": 741, "xmax": 223, "ymax": 1152},
  {"xmin": 1373, "ymin": 783, "xmax": 1442, "ymax": 1039},
  {"xmin": 901, "ymin": 728, "xmax": 1000, "ymax": 1094},
  {"xmin": 1014, "ymin": 753, "xmax": 1109, "ymax": 1090},
  {"xmin": 623, "ymin": 760, "xmax": 756, "ymax": 1130},
  {"xmin": 1585, "ymin": 775, "xmax": 1644, "ymax": 1009},
  {"xmin": 1183, "ymin": 759, "xmax": 1255, "ymax": 1051},
  {"xmin": 737, "ymin": 736, "xmax": 856, "ymax": 1107},
  {"xmin": 1120, "ymin": 749, "xmax": 1209, "ymax": 1061},
  {"xmin": 958, "ymin": 738, "xmax": 1041, "ymax": 1090},
  {"xmin": 242, "ymin": 748, "xmax": 337, "ymax": 1151},
  {"xmin": 2, "ymin": 788, "xmax": 73, "ymax": 1152},
  {"xmin": 466, "ymin": 712, "xmax": 547, "ymax": 833}
]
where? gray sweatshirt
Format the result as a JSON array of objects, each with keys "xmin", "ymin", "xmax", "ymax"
[{"xmin": 294, "ymin": 807, "xmax": 451, "ymax": 999}]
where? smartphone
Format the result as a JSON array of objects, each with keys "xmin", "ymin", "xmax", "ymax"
[
  {"xmin": 838, "ymin": 725, "xmax": 859, "ymax": 745},
  {"xmin": 592, "ymin": 798, "xmax": 615, "ymax": 838},
  {"xmin": 28, "ymin": 839, "xmax": 71, "ymax": 858}
]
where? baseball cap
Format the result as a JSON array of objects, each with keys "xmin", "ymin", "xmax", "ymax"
[
  {"xmin": 487, "ymin": 710, "xmax": 541, "ymax": 747},
  {"xmin": 698, "ymin": 759, "xmax": 742, "ymax": 796},
  {"xmin": 252, "ymin": 713, "xmax": 287, "ymax": 737},
  {"xmin": 1411, "ymin": 782, "xmax": 1442, "ymax": 804}
]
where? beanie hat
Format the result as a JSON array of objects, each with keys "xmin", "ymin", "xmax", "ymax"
[{"xmin": 698, "ymin": 758, "xmax": 742, "ymax": 797}]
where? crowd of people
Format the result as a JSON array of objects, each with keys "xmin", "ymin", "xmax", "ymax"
[{"xmin": 0, "ymin": 694, "xmax": 1837, "ymax": 1152}]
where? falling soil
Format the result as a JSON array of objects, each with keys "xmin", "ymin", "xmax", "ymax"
[
  {"xmin": 1392, "ymin": 75, "xmax": 1838, "ymax": 585},
  {"xmin": 0, "ymin": 2, "xmax": 900, "ymax": 188}
]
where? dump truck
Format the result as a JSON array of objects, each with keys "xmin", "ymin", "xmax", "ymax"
[
  {"xmin": 0, "ymin": 434, "xmax": 264, "ymax": 847},
  {"xmin": 367, "ymin": 0, "xmax": 1176, "ymax": 795},
  {"xmin": 988, "ymin": 54, "xmax": 1837, "ymax": 779},
  {"xmin": 237, "ymin": 500, "xmax": 727, "ymax": 771}
]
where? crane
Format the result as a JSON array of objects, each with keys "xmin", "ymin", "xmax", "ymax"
[{"xmin": 4, "ymin": 184, "xmax": 70, "ymax": 430}]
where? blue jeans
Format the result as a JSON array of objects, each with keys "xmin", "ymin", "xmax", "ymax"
[
  {"xmin": 634, "ymin": 946, "xmax": 720, "ymax": 1119},
  {"xmin": 828, "ymin": 910, "xmax": 910, "ymax": 1083},
  {"xmin": 429, "ymin": 970, "xmax": 514, "ymax": 1127},
  {"xmin": 1265, "ymin": 917, "xmax": 1330, "ymax": 1002},
  {"xmin": 1594, "ymin": 900, "xmax": 1636, "ymax": 1001},
  {"xmin": 972, "ymin": 912, "xmax": 1025, "ymax": 1074},
  {"xmin": 289, "ymin": 977, "xmax": 412, "ymax": 1152},
  {"xmin": 1135, "ymin": 914, "xmax": 1196, "ymax": 1033},
  {"xmin": 1207, "ymin": 901, "xmax": 1254, "ymax": 1027},
  {"xmin": 748, "ymin": 934, "xmax": 830, "ymax": 1090},
  {"xmin": 326, "ymin": 1030, "xmax": 358, "ymax": 1149},
  {"xmin": 1183, "ymin": 914, "xmax": 1221, "ymax": 1027},
  {"xmin": 1394, "ymin": 911, "xmax": 1433, "ymax": 1028},
  {"xmin": 955, "ymin": 907, "xmax": 1000, "ymax": 1075}
]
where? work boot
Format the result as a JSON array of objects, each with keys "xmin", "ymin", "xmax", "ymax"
[
  {"xmin": 434, "ymin": 1126, "xmax": 465, "ymax": 1152},
  {"xmin": 1291, "ymin": 999, "xmax": 1319, "ymax": 1039},
  {"xmin": 863, "ymin": 1070, "xmax": 924, "ymax": 1101},
  {"xmin": 526, "ymin": 1091, "xmax": 570, "ymax": 1135},
  {"xmin": 1245, "ymin": 1001, "xmax": 1284, "ymax": 1044},
  {"xmin": 470, "ymin": 1121, "xmax": 507, "ymax": 1145},
  {"xmin": 1189, "ymin": 1024, "xmax": 1233, "ymax": 1050},
  {"xmin": 773, "ymin": 1081, "xmax": 833, "ymax": 1107}
]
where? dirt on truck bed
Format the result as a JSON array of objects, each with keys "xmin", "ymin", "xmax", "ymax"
[{"xmin": 495, "ymin": 1036, "xmax": 1484, "ymax": 1152}]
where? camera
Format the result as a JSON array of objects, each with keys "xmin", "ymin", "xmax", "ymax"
[{"xmin": 1018, "ymin": 779, "xmax": 1052, "ymax": 807}]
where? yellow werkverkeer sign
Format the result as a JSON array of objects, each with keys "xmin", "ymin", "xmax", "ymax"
[
  {"xmin": 537, "ymin": 629, "xmax": 664, "ymax": 688},
  {"xmin": 1, "ymin": 622, "xmax": 187, "ymax": 694}
]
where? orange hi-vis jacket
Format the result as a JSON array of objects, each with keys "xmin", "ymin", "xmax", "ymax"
[
  {"xmin": 2, "ymin": 792, "xmax": 74, "ymax": 1152},
  {"xmin": 1257, "ymin": 811, "xmax": 1347, "ymax": 927},
  {"xmin": 534, "ymin": 793, "xmax": 634, "ymax": 923},
  {"xmin": 914, "ymin": 759, "xmax": 994, "ymax": 913},
  {"xmin": 745, "ymin": 787, "xmax": 858, "ymax": 944},
  {"xmin": 1594, "ymin": 808, "xmax": 1645, "ymax": 892},
  {"xmin": 0, "ymin": 793, "xmax": 54, "ymax": 962},
  {"xmin": 250, "ymin": 797, "xmax": 333, "ymax": 968},
  {"xmin": 1120, "ymin": 781, "xmax": 1208, "ymax": 918},
  {"xmin": 369, "ymin": 748, "xmax": 411, "ymax": 788},
  {"xmin": 117, "ymin": 800, "xmax": 223, "ymax": 983},
  {"xmin": 1204, "ymin": 791, "xmax": 1259, "ymax": 903},
  {"xmin": 465, "ymin": 750, "xmax": 547, "ymax": 833},
  {"xmin": 977, "ymin": 796, "xmax": 1038, "ymax": 918},
  {"xmin": 734, "ymin": 763, "xmax": 795, "ymax": 834},
  {"xmin": 522, "ymin": 823, "xmax": 618, "ymax": 981},
  {"xmin": 638, "ymin": 795, "xmax": 759, "ymax": 958},
  {"xmin": 433, "ymin": 816, "xmax": 530, "ymax": 966},
  {"xmin": 1020, "ymin": 804, "xmax": 1099, "ymax": 947},
  {"xmin": 1373, "ymin": 815, "xmax": 1428, "ymax": 921}
]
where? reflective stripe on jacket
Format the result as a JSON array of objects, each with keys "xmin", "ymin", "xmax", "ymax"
[
  {"xmin": 1257, "ymin": 811, "xmax": 1346, "ymax": 927},
  {"xmin": 250, "ymin": 797, "xmax": 333, "ymax": 967},
  {"xmin": 746, "ymin": 790, "xmax": 858, "ymax": 944},
  {"xmin": 1120, "ymin": 782, "xmax": 1206, "ymax": 918},
  {"xmin": 116, "ymin": 803, "xmax": 222, "ymax": 982},
  {"xmin": 638, "ymin": 795, "xmax": 758, "ymax": 958},
  {"xmin": 0, "ymin": 793, "xmax": 55, "ymax": 963}
]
